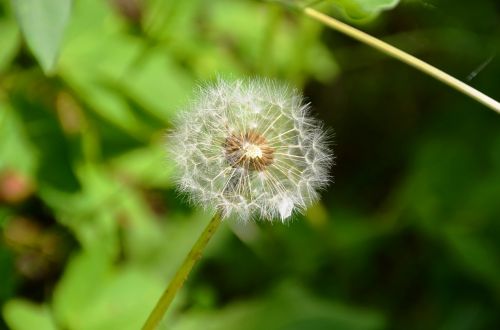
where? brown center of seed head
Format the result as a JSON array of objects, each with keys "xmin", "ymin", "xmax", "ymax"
[{"xmin": 224, "ymin": 130, "xmax": 274, "ymax": 171}]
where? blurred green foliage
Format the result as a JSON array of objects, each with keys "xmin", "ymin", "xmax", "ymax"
[
  {"xmin": 1, "ymin": 0, "xmax": 500, "ymax": 329},
  {"xmin": 10, "ymin": 0, "xmax": 71, "ymax": 74}
]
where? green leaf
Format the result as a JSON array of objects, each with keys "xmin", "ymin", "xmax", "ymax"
[
  {"xmin": 52, "ymin": 250, "xmax": 111, "ymax": 328},
  {"xmin": 58, "ymin": 0, "xmax": 144, "ymax": 128},
  {"xmin": 0, "ymin": 17, "xmax": 20, "ymax": 73},
  {"xmin": 52, "ymin": 251, "xmax": 163, "ymax": 330},
  {"xmin": 0, "ymin": 102, "xmax": 37, "ymax": 175},
  {"xmin": 11, "ymin": 0, "xmax": 72, "ymax": 74},
  {"xmin": 119, "ymin": 48, "xmax": 195, "ymax": 122},
  {"xmin": 75, "ymin": 269, "xmax": 163, "ymax": 330},
  {"xmin": 3, "ymin": 300, "xmax": 57, "ymax": 330},
  {"xmin": 330, "ymin": 0, "xmax": 400, "ymax": 20}
]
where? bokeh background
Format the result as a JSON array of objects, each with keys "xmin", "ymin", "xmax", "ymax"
[{"xmin": 1, "ymin": 0, "xmax": 500, "ymax": 329}]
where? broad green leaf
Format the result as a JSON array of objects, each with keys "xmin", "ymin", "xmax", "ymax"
[
  {"xmin": 58, "ymin": 0, "xmax": 149, "ymax": 138},
  {"xmin": 74, "ymin": 269, "xmax": 163, "ymax": 330},
  {"xmin": 119, "ymin": 48, "xmax": 194, "ymax": 122},
  {"xmin": 330, "ymin": 0, "xmax": 400, "ymax": 20},
  {"xmin": 61, "ymin": 70, "xmax": 151, "ymax": 140},
  {"xmin": 0, "ymin": 102, "xmax": 37, "ymax": 175},
  {"xmin": 3, "ymin": 300, "xmax": 57, "ymax": 330},
  {"xmin": 52, "ymin": 250, "xmax": 111, "ymax": 328},
  {"xmin": 52, "ymin": 251, "xmax": 163, "ymax": 330},
  {"xmin": 0, "ymin": 18, "xmax": 20, "ymax": 73},
  {"xmin": 11, "ymin": 0, "xmax": 72, "ymax": 74}
]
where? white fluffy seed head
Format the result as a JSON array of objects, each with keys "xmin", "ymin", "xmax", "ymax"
[{"xmin": 168, "ymin": 78, "xmax": 333, "ymax": 222}]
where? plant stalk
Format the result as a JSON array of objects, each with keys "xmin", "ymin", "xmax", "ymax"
[
  {"xmin": 142, "ymin": 210, "xmax": 224, "ymax": 330},
  {"xmin": 302, "ymin": 7, "xmax": 500, "ymax": 114}
]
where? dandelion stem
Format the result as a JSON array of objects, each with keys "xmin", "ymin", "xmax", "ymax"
[
  {"xmin": 142, "ymin": 210, "xmax": 224, "ymax": 330},
  {"xmin": 302, "ymin": 7, "xmax": 500, "ymax": 114}
]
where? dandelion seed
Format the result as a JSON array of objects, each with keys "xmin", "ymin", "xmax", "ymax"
[{"xmin": 168, "ymin": 78, "xmax": 333, "ymax": 221}]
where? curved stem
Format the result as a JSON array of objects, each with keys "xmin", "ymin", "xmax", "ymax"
[
  {"xmin": 142, "ymin": 210, "xmax": 224, "ymax": 330},
  {"xmin": 302, "ymin": 7, "xmax": 500, "ymax": 114}
]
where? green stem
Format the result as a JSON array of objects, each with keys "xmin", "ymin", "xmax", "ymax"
[
  {"xmin": 302, "ymin": 7, "xmax": 500, "ymax": 114},
  {"xmin": 142, "ymin": 210, "xmax": 224, "ymax": 330}
]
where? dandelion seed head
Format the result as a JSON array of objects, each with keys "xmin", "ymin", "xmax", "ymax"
[{"xmin": 168, "ymin": 78, "xmax": 333, "ymax": 222}]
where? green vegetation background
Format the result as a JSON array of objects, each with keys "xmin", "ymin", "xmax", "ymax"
[{"xmin": 1, "ymin": 0, "xmax": 500, "ymax": 329}]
